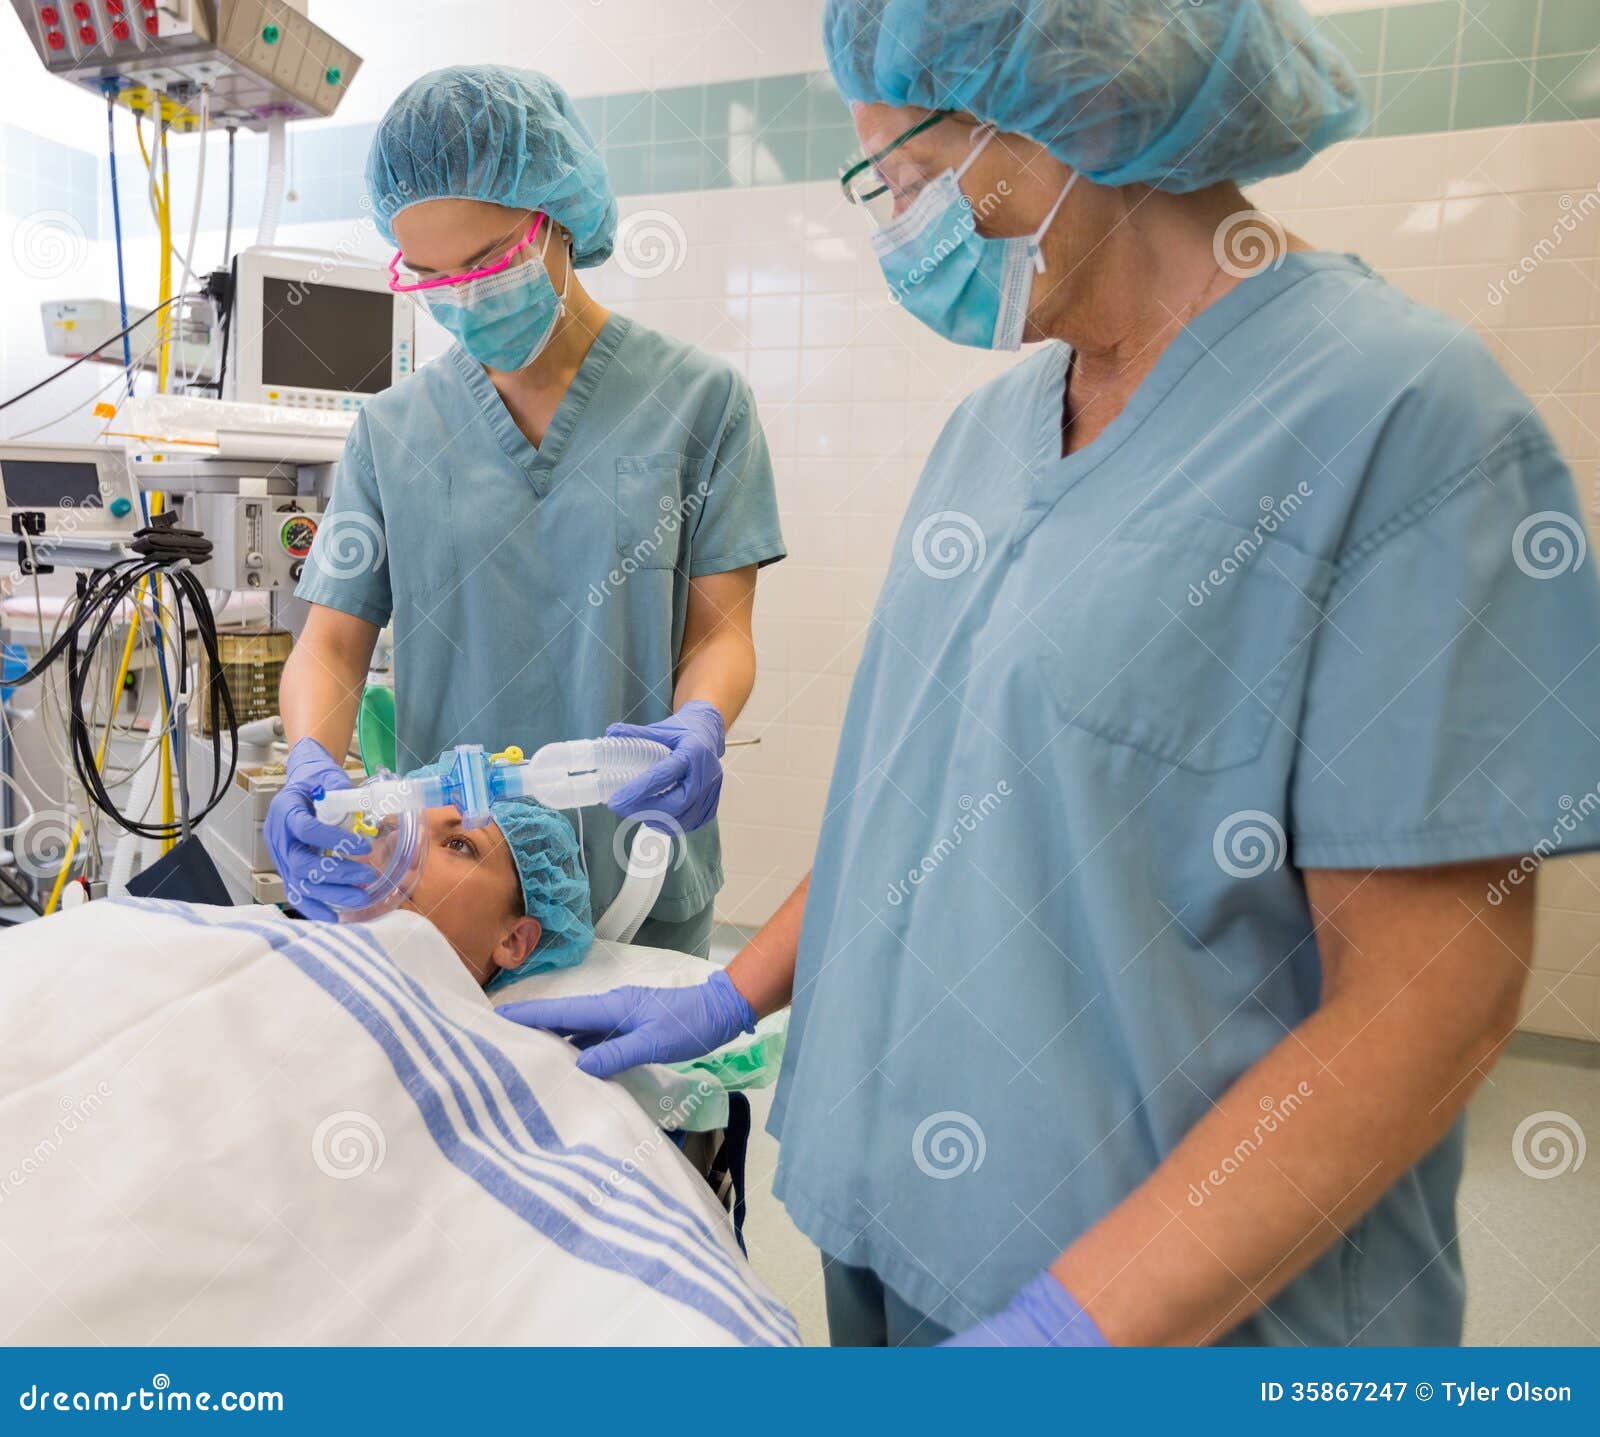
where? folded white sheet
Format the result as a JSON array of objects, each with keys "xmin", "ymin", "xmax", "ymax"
[{"xmin": 0, "ymin": 898, "xmax": 797, "ymax": 1346}]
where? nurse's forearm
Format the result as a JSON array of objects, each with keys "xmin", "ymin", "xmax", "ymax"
[
  {"xmin": 725, "ymin": 872, "xmax": 808, "ymax": 1018},
  {"xmin": 1049, "ymin": 860, "xmax": 1531, "ymax": 1346},
  {"xmin": 673, "ymin": 623, "xmax": 755, "ymax": 727},
  {"xmin": 279, "ymin": 606, "xmax": 379, "ymax": 760},
  {"xmin": 676, "ymin": 566, "xmax": 758, "ymax": 726}
]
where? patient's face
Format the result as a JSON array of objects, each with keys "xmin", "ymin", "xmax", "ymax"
[{"xmin": 398, "ymin": 807, "xmax": 542, "ymax": 987}]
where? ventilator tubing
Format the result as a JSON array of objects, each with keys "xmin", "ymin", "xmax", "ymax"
[{"xmin": 499, "ymin": 737, "xmax": 669, "ymax": 809}]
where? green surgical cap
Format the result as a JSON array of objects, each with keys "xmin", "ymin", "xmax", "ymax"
[
  {"xmin": 366, "ymin": 64, "xmax": 617, "ymax": 266},
  {"xmin": 822, "ymin": 0, "xmax": 1365, "ymax": 192}
]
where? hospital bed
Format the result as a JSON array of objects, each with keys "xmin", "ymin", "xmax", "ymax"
[{"xmin": 0, "ymin": 835, "xmax": 795, "ymax": 1346}]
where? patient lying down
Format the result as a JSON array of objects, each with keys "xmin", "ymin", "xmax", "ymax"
[{"xmin": 366, "ymin": 797, "xmax": 594, "ymax": 989}]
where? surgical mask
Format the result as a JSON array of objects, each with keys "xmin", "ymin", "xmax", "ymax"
[
  {"xmin": 870, "ymin": 129, "xmax": 1079, "ymax": 351},
  {"xmin": 420, "ymin": 225, "xmax": 570, "ymax": 371}
]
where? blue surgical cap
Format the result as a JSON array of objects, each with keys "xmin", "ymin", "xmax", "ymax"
[
  {"xmin": 822, "ymin": 0, "xmax": 1365, "ymax": 192},
  {"xmin": 489, "ymin": 798, "xmax": 595, "ymax": 983},
  {"xmin": 366, "ymin": 64, "xmax": 617, "ymax": 266}
]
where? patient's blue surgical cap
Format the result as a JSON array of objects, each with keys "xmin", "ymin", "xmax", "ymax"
[
  {"xmin": 490, "ymin": 798, "xmax": 595, "ymax": 983},
  {"xmin": 821, "ymin": 0, "xmax": 1366, "ymax": 192},
  {"xmin": 365, "ymin": 64, "xmax": 617, "ymax": 265}
]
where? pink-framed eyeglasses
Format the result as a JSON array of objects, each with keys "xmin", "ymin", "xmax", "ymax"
[{"xmin": 387, "ymin": 212, "xmax": 547, "ymax": 293}]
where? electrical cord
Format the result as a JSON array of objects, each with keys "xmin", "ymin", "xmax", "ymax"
[
  {"xmin": 12, "ymin": 553, "xmax": 237, "ymax": 839},
  {"xmin": 0, "ymin": 295, "xmax": 189, "ymax": 414}
]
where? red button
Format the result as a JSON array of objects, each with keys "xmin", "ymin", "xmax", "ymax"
[
  {"xmin": 40, "ymin": 6, "xmax": 59, "ymax": 22},
  {"xmin": 106, "ymin": 0, "xmax": 124, "ymax": 11},
  {"xmin": 143, "ymin": 13, "xmax": 156, "ymax": 32},
  {"xmin": 111, "ymin": 18, "xmax": 128, "ymax": 37},
  {"xmin": 45, "ymin": 28, "xmax": 64, "ymax": 48},
  {"xmin": 78, "ymin": 23, "xmax": 94, "ymax": 41}
]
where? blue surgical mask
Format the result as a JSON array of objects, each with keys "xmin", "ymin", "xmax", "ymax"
[
  {"xmin": 870, "ymin": 130, "xmax": 1079, "ymax": 351},
  {"xmin": 421, "ymin": 227, "xmax": 570, "ymax": 371}
]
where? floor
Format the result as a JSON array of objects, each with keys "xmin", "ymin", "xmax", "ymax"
[{"xmin": 712, "ymin": 928, "xmax": 1600, "ymax": 1348}]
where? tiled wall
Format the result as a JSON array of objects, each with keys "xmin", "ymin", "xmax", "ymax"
[{"xmin": 0, "ymin": 0, "xmax": 1596, "ymax": 1039}]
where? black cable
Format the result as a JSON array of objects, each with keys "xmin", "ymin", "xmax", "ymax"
[
  {"xmin": 15, "ymin": 553, "xmax": 237, "ymax": 840},
  {"xmin": 0, "ymin": 294, "xmax": 189, "ymax": 414},
  {"xmin": 0, "ymin": 862, "xmax": 43, "ymax": 917}
]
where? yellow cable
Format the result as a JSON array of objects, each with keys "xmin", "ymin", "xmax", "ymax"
[
  {"xmin": 42, "ymin": 575, "xmax": 157, "ymax": 913},
  {"xmin": 156, "ymin": 123, "xmax": 173, "ymax": 395}
]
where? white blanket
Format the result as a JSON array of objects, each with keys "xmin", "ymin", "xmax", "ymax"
[{"xmin": 0, "ymin": 898, "xmax": 797, "ymax": 1346}]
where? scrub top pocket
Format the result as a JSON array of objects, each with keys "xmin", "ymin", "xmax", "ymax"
[
  {"xmin": 615, "ymin": 453, "xmax": 692, "ymax": 571},
  {"xmin": 1031, "ymin": 510, "xmax": 1334, "ymax": 773}
]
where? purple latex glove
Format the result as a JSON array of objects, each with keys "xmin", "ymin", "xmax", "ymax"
[
  {"xmin": 605, "ymin": 699, "xmax": 725, "ymax": 832},
  {"xmin": 263, "ymin": 737, "xmax": 372, "ymax": 922},
  {"xmin": 496, "ymin": 967, "xmax": 756, "ymax": 1079},
  {"xmin": 941, "ymin": 1272, "xmax": 1108, "ymax": 1347}
]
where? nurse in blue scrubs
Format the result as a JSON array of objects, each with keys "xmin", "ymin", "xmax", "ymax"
[
  {"xmin": 267, "ymin": 66, "xmax": 785, "ymax": 954},
  {"xmin": 503, "ymin": 1, "xmax": 1600, "ymax": 1345}
]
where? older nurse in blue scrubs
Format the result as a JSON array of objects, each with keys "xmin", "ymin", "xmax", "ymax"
[
  {"xmin": 266, "ymin": 66, "xmax": 785, "ymax": 954},
  {"xmin": 503, "ymin": 2, "xmax": 1600, "ymax": 1345}
]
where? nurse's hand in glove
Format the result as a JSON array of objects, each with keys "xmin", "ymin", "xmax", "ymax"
[
  {"xmin": 605, "ymin": 699, "xmax": 726, "ymax": 832},
  {"xmin": 263, "ymin": 736, "xmax": 373, "ymax": 922},
  {"xmin": 497, "ymin": 968, "xmax": 756, "ymax": 1079},
  {"xmin": 941, "ymin": 1272, "xmax": 1108, "ymax": 1348}
]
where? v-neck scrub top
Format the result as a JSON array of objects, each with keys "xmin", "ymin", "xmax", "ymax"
[
  {"xmin": 770, "ymin": 253, "xmax": 1600, "ymax": 1344},
  {"xmin": 296, "ymin": 315, "xmax": 786, "ymax": 926}
]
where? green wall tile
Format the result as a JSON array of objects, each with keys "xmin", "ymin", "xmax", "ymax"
[
  {"xmin": 562, "ymin": 4, "xmax": 1596, "ymax": 202},
  {"xmin": 1530, "ymin": 51, "xmax": 1600, "ymax": 123},
  {"xmin": 1460, "ymin": 0, "xmax": 1539, "ymax": 63},
  {"xmin": 606, "ymin": 143, "xmax": 652, "ymax": 195},
  {"xmin": 1538, "ymin": 0, "xmax": 1600, "ymax": 58},
  {"xmin": 806, "ymin": 124, "xmax": 858, "ymax": 183},
  {"xmin": 756, "ymin": 74, "xmax": 810, "ymax": 132},
  {"xmin": 757, "ymin": 128, "xmax": 808, "ymax": 183},
  {"xmin": 1382, "ymin": 1, "xmax": 1459, "ymax": 71},
  {"xmin": 1375, "ymin": 66, "xmax": 1454, "ymax": 134},
  {"xmin": 654, "ymin": 88, "xmax": 704, "ymax": 145},
  {"xmin": 1453, "ymin": 58, "xmax": 1532, "ymax": 126},
  {"xmin": 705, "ymin": 79, "xmax": 756, "ymax": 137},
  {"xmin": 606, "ymin": 92, "xmax": 652, "ymax": 147},
  {"xmin": 1320, "ymin": 10, "xmax": 1384, "ymax": 75},
  {"xmin": 652, "ymin": 138, "xmax": 704, "ymax": 192},
  {"xmin": 806, "ymin": 71, "xmax": 849, "ymax": 129}
]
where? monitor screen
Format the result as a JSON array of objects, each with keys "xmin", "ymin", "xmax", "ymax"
[
  {"xmin": 1, "ymin": 458, "xmax": 103, "ymax": 510},
  {"xmin": 260, "ymin": 278, "xmax": 394, "ymax": 394}
]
